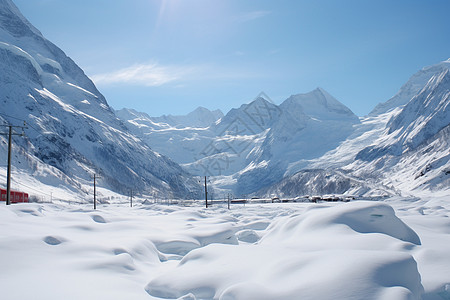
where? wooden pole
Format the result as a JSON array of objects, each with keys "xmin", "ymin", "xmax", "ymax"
[
  {"xmin": 130, "ymin": 189, "xmax": 133, "ymax": 207},
  {"xmin": 93, "ymin": 174, "xmax": 97, "ymax": 210},
  {"xmin": 1, "ymin": 124, "xmax": 27, "ymax": 205},
  {"xmin": 205, "ymin": 176, "xmax": 208, "ymax": 208},
  {"xmin": 6, "ymin": 126, "xmax": 12, "ymax": 205}
]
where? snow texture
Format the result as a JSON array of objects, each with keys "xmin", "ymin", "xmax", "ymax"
[{"xmin": 2, "ymin": 197, "xmax": 450, "ymax": 299}]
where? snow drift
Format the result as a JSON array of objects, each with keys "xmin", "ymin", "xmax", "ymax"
[{"xmin": 4, "ymin": 198, "xmax": 447, "ymax": 299}]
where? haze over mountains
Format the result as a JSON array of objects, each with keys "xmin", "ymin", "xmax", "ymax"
[{"xmin": 1, "ymin": 0, "xmax": 449, "ymax": 200}]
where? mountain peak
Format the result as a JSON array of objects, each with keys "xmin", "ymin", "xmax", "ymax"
[
  {"xmin": 192, "ymin": 106, "xmax": 210, "ymax": 113},
  {"xmin": 186, "ymin": 106, "xmax": 224, "ymax": 124},
  {"xmin": 0, "ymin": 0, "xmax": 43, "ymax": 38},
  {"xmin": 250, "ymin": 95, "xmax": 274, "ymax": 107},
  {"xmin": 190, "ymin": 106, "xmax": 223, "ymax": 119},
  {"xmin": 315, "ymin": 86, "xmax": 327, "ymax": 94},
  {"xmin": 281, "ymin": 88, "xmax": 359, "ymax": 122},
  {"xmin": 371, "ymin": 59, "xmax": 450, "ymax": 116},
  {"xmin": 115, "ymin": 108, "xmax": 151, "ymax": 121},
  {"xmin": 145, "ymin": 106, "xmax": 223, "ymax": 128},
  {"xmin": 254, "ymin": 91, "xmax": 272, "ymax": 103},
  {"xmin": 385, "ymin": 67, "xmax": 450, "ymax": 151}
]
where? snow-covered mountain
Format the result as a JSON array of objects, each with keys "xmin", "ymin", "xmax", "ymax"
[
  {"xmin": 0, "ymin": 0, "xmax": 202, "ymax": 199},
  {"xmin": 266, "ymin": 59, "xmax": 450, "ymax": 198},
  {"xmin": 359, "ymin": 69, "xmax": 450, "ymax": 159},
  {"xmin": 117, "ymin": 107, "xmax": 223, "ymax": 130},
  {"xmin": 233, "ymin": 88, "xmax": 360, "ymax": 195},
  {"xmin": 370, "ymin": 59, "xmax": 450, "ymax": 115},
  {"xmin": 351, "ymin": 67, "xmax": 450, "ymax": 194},
  {"xmin": 118, "ymin": 89, "xmax": 361, "ymax": 196},
  {"xmin": 115, "ymin": 107, "xmax": 219, "ymax": 165},
  {"xmin": 3, "ymin": 0, "xmax": 447, "ymax": 200},
  {"xmin": 150, "ymin": 106, "xmax": 223, "ymax": 128}
]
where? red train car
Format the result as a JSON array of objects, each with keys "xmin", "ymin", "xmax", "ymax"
[{"xmin": 0, "ymin": 188, "xmax": 29, "ymax": 203}]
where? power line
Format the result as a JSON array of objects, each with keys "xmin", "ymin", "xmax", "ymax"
[
  {"xmin": 0, "ymin": 112, "xmax": 26, "ymax": 122},
  {"xmin": 0, "ymin": 113, "xmax": 91, "ymax": 195},
  {"xmin": 0, "ymin": 113, "xmax": 118, "ymax": 206},
  {"xmin": 0, "ymin": 113, "xmax": 81, "ymax": 204},
  {"xmin": 8, "ymin": 178, "xmax": 81, "ymax": 204},
  {"xmin": 10, "ymin": 179, "xmax": 51, "ymax": 197}
]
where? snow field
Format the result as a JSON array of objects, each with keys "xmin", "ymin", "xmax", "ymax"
[{"xmin": 0, "ymin": 198, "xmax": 449, "ymax": 299}]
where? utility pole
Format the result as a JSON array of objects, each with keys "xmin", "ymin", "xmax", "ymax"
[
  {"xmin": 94, "ymin": 174, "xmax": 97, "ymax": 210},
  {"xmin": 92, "ymin": 174, "xmax": 101, "ymax": 210},
  {"xmin": 1, "ymin": 123, "xmax": 27, "ymax": 205},
  {"xmin": 204, "ymin": 176, "xmax": 208, "ymax": 208},
  {"xmin": 130, "ymin": 189, "xmax": 133, "ymax": 207},
  {"xmin": 6, "ymin": 126, "xmax": 12, "ymax": 205}
]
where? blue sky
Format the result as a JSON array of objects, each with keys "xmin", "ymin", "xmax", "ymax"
[{"xmin": 14, "ymin": 0, "xmax": 450, "ymax": 117}]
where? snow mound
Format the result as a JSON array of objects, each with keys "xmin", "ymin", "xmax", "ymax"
[
  {"xmin": 332, "ymin": 202, "xmax": 421, "ymax": 244},
  {"xmin": 146, "ymin": 246, "xmax": 423, "ymax": 300},
  {"xmin": 8, "ymin": 198, "xmax": 450, "ymax": 299},
  {"xmin": 145, "ymin": 202, "xmax": 423, "ymax": 299},
  {"xmin": 293, "ymin": 201, "xmax": 421, "ymax": 245},
  {"xmin": 262, "ymin": 202, "xmax": 421, "ymax": 249}
]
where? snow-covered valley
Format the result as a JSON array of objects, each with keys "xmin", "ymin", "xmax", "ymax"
[
  {"xmin": 1, "ymin": 0, "xmax": 449, "ymax": 200},
  {"xmin": 1, "ymin": 0, "xmax": 450, "ymax": 299},
  {"xmin": 1, "ymin": 197, "xmax": 450, "ymax": 300}
]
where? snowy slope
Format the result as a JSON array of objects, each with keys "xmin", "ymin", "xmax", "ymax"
[
  {"xmin": 370, "ymin": 59, "xmax": 450, "ymax": 115},
  {"xmin": 117, "ymin": 97, "xmax": 278, "ymax": 178},
  {"xmin": 386, "ymin": 69, "xmax": 449, "ymax": 152},
  {"xmin": 359, "ymin": 69, "xmax": 449, "ymax": 159},
  {"xmin": 267, "ymin": 59, "xmax": 450, "ymax": 198},
  {"xmin": 116, "ymin": 107, "xmax": 219, "ymax": 165},
  {"xmin": 234, "ymin": 89, "xmax": 360, "ymax": 195},
  {"xmin": 0, "ymin": 0, "xmax": 202, "ymax": 199},
  {"xmin": 351, "ymin": 67, "xmax": 450, "ymax": 195}
]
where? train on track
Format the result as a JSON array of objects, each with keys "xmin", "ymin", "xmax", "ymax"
[{"xmin": 0, "ymin": 188, "xmax": 29, "ymax": 203}]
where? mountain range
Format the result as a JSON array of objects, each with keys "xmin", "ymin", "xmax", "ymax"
[
  {"xmin": 263, "ymin": 60, "xmax": 450, "ymax": 198},
  {"xmin": 1, "ymin": 0, "xmax": 449, "ymax": 200},
  {"xmin": 119, "ymin": 61, "xmax": 450, "ymax": 198}
]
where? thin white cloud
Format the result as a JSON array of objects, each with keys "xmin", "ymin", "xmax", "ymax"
[
  {"xmin": 235, "ymin": 10, "xmax": 271, "ymax": 23},
  {"xmin": 91, "ymin": 62, "xmax": 266, "ymax": 87},
  {"xmin": 91, "ymin": 63, "xmax": 195, "ymax": 87}
]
